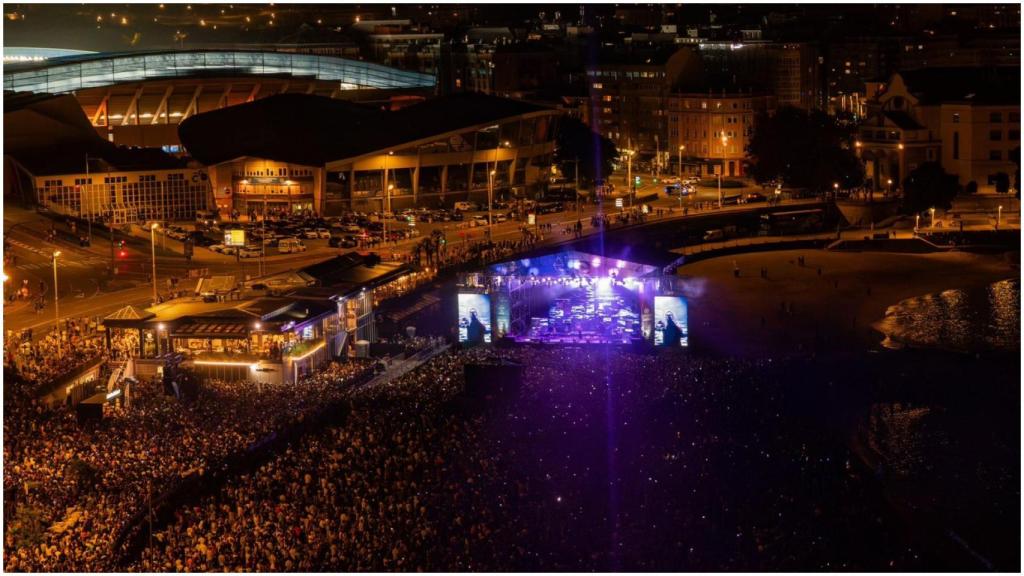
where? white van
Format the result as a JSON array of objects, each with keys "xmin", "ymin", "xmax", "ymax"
[
  {"xmin": 453, "ymin": 201, "xmax": 478, "ymax": 212},
  {"xmin": 277, "ymin": 238, "xmax": 307, "ymax": 254}
]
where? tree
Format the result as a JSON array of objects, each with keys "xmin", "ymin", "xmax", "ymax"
[
  {"xmin": 901, "ymin": 162, "xmax": 960, "ymax": 214},
  {"xmin": 746, "ymin": 106, "xmax": 864, "ymax": 191},
  {"xmin": 554, "ymin": 117, "xmax": 619, "ymax": 186}
]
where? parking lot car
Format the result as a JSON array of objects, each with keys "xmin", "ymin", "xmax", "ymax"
[
  {"xmin": 743, "ymin": 192, "xmax": 767, "ymax": 203},
  {"xmin": 208, "ymin": 243, "xmax": 226, "ymax": 253},
  {"xmin": 471, "ymin": 215, "xmax": 489, "ymax": 227},
  {"xmin": 454, "ymin": 201, "xmax": 478, "ymax": 212},
  {"xmin": 329, "ymin": 235, "xmax": 359, "ymax": 248},
  {"xmin": 238, "ymin": 247, "xmax": 261, "ymax": 258},
  {"xmin": 278, "ymin": 238, "xmax": 306, "ymax": 253}
]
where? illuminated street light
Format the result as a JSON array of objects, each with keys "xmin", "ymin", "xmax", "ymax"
[
  {"xmin": 150, "ymin": 223, "xmax": 159, "ymax": 305},
  {"xmin": 488, "ymin": 169, "xmax": 496, "ymax": 227},
  {"xmin": 929, "ymin": 206, "xmax": 936, "ymax": 228},
  {"xmin": 52, "ymin": 251, "xmax": 62, "ymax": 354},
  {"xmin": 997, "ymin": 205, "xmax": 1003, "ymax": 229},
  {"xmin": 678, "ymin": 144, "xmax": 685, "ymax": 177}
]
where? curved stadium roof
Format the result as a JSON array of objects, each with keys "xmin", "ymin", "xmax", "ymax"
[{"xmin": 2, "ymin": 49, "xmax": 435, "ymax": 94}]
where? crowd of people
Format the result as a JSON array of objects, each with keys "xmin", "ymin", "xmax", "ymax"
[
  {"xmin": 128, "ymin": 344, "xmax": 933, "ymax": 572},
  {"xmin": 3, "ymin": 358, "xmax": 377, "ymax": 572},
  {"xmin": 3, "ymin": 319, "xmax": 106, "ymax": 397}
]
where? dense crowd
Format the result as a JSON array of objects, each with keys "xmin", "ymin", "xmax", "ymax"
[
  {"xmin": 3, "ymin": 359, "xmax": 376, "ymax": 572},
  {"xmin": 129, "ymin": 344, "xmax": 932, "ymax": 572},
  {"xmin": 3, "ymin": 320, "xmax": 105, "ymax": 397}
]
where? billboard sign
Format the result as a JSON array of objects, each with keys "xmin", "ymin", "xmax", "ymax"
[{"xmin": 224, "ymin": 229, "xmax": 246, "ymax": 247}]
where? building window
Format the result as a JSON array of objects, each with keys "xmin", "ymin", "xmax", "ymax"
[
  {"xmin": 989, "ymin": 150, "xmax": 1002, "ymax": 161},
  {"xmin": 990, "ymin": 112, "xmax": 1002, "ymax": 123},
  {"xmin": 952, "ymin": 132, "xmax": 959, "ymax": 159},
  {"xmin": 990, "ymin": 130, "xmax": 1002, "ymax": 141},
  {"xmin": 1010, "ymin": 111, "xmax": 1020, "ymax": 122},
  {"xmin": 952, "ymin": 113, "xmax": 960, "ymax": 124},
  {"xmin": 1009, "ymin": 130, "xmax": 1020, "ymax": 141}
]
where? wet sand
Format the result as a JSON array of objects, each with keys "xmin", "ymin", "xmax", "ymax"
[{"xmin": 678, "ymin": 249, "xmax": 1018, "ymax": 357}]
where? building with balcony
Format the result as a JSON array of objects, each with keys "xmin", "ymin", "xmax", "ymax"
[
  {"xmin": 179, "ymin": 92, "xmax": 562, "ymax": 216},
  {"xmin": 857, "ymin": 67, "xmax": 1020, "ymax": 193}
]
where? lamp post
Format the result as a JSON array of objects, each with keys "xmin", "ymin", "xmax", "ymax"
[
  {"xmin": 487, "ymin": 169, "xmax": 496, "ymax": 227},
  {"xmin": 149, "ymin": 222, "xmax": 159, "ymax": 305},
  {"xmin": 623, "ymin": 148, "xmax": 635, "ymax": 208},
  {"xmin": 52, "ymin": 251, "xmax": 61, "ymax": 352},
  {"xmin": 997, "ymin": 205, "xmax": 1003, "ymax": 229},
  {"xmin": 887, "ymin": 178, "xmax": 893, "ymax": 196},
  {"xmin": 718, "ymin": 135, "xmax": 729, "ymax": 209},
  {"xmin": 383, "ymin": 151, "xmax": 393, "ymax": 243},
  {"xmin": 678, "ymin": 145, "xmax": 685, "ymax": 177},
  {"xmin": 929, "ymin": 207, "xmax": 936, "ymax": 229},
  {"xmin": 914, "ymin": 214, "xmax": 920, "ymax": 234}
]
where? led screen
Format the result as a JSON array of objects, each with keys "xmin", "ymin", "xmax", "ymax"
[
  {"xmin": 654, "ymin": 296, "xmax": 688, "ymax": 347},
  {"xmin": 458, "ymin": 293, "xmax": 492, "ymax": 344}
]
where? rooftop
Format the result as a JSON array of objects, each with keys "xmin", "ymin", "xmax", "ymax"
[{"xmin": 178, "ymin": 91, "xmax": 557, "ymax": 166}]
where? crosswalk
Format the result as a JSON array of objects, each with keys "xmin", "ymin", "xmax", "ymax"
[{"xmin": 6, "ymin": 238, "xmax": 107, "ymax": 270}]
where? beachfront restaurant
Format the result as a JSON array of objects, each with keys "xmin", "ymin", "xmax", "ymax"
[{"xmin": 103, "ymin": 296, "xmax": 341, "ymax": 384}]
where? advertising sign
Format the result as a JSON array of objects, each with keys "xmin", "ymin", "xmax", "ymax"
[{"xmin": 224, "ymin": 229, "xmax": 246, "ymax": 247}]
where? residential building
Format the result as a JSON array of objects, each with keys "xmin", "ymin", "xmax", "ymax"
[{"xmin": 857, "ymin": 67, "xmax": 1020, "ymax": 193}]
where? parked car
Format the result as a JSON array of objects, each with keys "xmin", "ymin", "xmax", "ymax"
[
  {"xmin": 454, "ymin": 201, "xmax": 479, "ymax": 212},
  {"xmin": 221, "ymin": 246, "xmax": 239, "ymax": 256},
  {"xmin": 277, "ymin": 238, "xmax": 306, "ymax": 253},
  {"xmin": 313, "ymin": 228, "xmax": 331, "ymax": 238},
  {"xmin": 208, "ymin": 243, "xmax": 226, "ymax": 253},
  {"xmin": 329, "ymin": 235, "xmax": 359, "ymax": 248},
  {"xmin": 471, "ymin": 215, "xmax": 489, "ymax": 227},
  {"xmin": 495, "ymin": 213, "xmax": 509, "ymax": 223},
  {"xmin": 238, "ymin": 247, "xmax": 261, "ymax": 258},
  {"xmin": 743, "ymin": 192, "xmax": 767, "ymax": 203}
]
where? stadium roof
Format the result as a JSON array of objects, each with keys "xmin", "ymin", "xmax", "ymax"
[
  {"xmin": 178, "ymin": 92, "xmax": 558, "ymax": 166},
  {"xmin": 3, "ymin": 49, "xmax": 435, "ymax": 94}
]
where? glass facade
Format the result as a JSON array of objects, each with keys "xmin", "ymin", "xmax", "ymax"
[{"xmin": 4, "ymin": 50, "xmax": 436, "ymax": 94}]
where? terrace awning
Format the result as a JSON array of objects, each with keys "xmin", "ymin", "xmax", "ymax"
[{"xmin": 170, "ymin": 322, "xmax": 250, "ymax": 339}]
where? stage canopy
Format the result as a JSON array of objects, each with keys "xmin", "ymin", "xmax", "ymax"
[{"xmin": 486, "ymin": 250, "xmax": 659, "ymax": 280}]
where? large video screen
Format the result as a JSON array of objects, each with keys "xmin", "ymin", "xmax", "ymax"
[
  {"xmin": 654, "ymin": 296, "xmax": 688, "ymax": 347},
  {"xmin": 458, "ymin": 293, "xmax": 492, "ymax": 344}
]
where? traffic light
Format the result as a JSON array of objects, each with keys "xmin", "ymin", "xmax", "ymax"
[
  {"xmin": 118, "ymin": 240, "xmax": 127, "ymax": 258},
  {"xmin": 634, "ymin": 176, "xmax": 641, "ymax": 185}
]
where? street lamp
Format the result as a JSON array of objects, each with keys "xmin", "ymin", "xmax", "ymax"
[
  {"xmin": 386, "ymin": 184, "xmax": 394, "ymax": 243},
  {"xmin": 718, "ymin": 135, "xmax": 729, "ymax": 209},
  {"xmin": 678, "ymin": 144, "xmax": 685, "ymax": 177},
  {"xmin": 622, "ymin": 148, "xmax": 636, "ymax": 209},
  {"xmin": 887, "ymin": 178, "xmax": 893, "ymax": 196},
  {"xmin": 149, "ymin": 222, "xmax": 159, "ymax": 305},
  {"xmin": 52, "ymin": 250, "xmax": 62, "ymax": 353},
  {"xmin": 997, "ymin": 205, "xmax": 1003, "ymax": 229},
  {"xmin": 488, "ymin": 169, "xmax": 496, "ymax": 227},
  {"xmin": 929, "ymin": 206, "xmax": 936, "ymax": 229},
  {"xmin": 914, "ymin": 214, "xmax": 920, "ymax": 234}
]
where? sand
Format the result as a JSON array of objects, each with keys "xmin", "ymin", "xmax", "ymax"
[{"xmin": 678, "ymin": 249, "xmax": 1018, "ymax": 357}]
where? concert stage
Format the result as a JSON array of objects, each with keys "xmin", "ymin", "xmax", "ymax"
[{"xmin": 457, "ymin": 250, "xmax": 688, "ymax": 347}]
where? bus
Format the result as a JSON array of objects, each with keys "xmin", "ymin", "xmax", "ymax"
[{"xmin": 760, "ymin": 209, "xmax": 825, "ymax": 235}]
